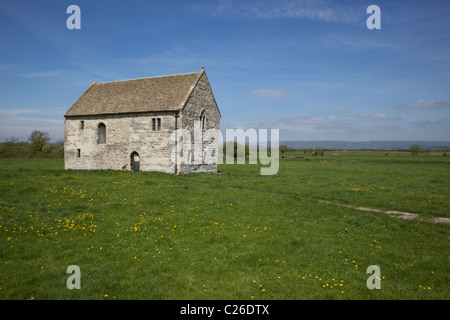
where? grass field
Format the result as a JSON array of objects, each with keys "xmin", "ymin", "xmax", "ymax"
[{"xmin": 0, "ymin": 151, "xmax": 449, "ymax": 300}]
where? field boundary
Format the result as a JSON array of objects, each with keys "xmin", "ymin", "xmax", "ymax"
[{"xmin": 228, "ymin": 187, "xmax": 450, "ymax": 225}]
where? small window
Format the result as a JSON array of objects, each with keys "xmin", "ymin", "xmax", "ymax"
[
  {"xmin": 200, "ymin": 111, "xmax": 206, "ymax": 131},
  {"xmin": 152, "ymin": 118, "xmax": 161, "ymax": 131},
  {"xmin": 98, "ymin": 123, "xmax": 106, "ymax": 144},
  {"xmin": 80, "ymin": 121, "xmax": 84, "ymax": 130},
  {"xmin": 77, "ymin": 149, "xmax": 81, "ymax": 158}
]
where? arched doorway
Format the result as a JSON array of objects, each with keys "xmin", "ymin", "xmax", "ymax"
[{"xmin": 131, "ymin": 152, "xmax": 140, "ymax": 172}]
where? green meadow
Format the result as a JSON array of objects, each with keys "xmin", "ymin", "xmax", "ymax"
[{"xmin": 0, "ymin": 151, "xmax": 449, "ymax": 300}]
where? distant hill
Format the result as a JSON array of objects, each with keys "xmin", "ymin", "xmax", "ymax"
[{"xmin": 280, "ymin": 141, "xmax": 450, "ymax": 150}]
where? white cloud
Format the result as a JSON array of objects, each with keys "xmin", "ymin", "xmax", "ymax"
[
  {"xmin": 357, "ymin": 113, "xmax": 401, "ymax": 120},
  {"xmin": 0, "ymin": 64, "xmax": 14, "ymax": 71},
  {"xmin": 249, "ymin": 89, "xmax": 288, "ymax": 99},
  {"xmin": 18, "ymin": 117, "xmax": 63, "ymax": 124},
  {"xmin": 420, "ymin": 118, "xmax": 438, "ymax": 124},
  {"xmin": 0, "ymin": 108, "xmax": 38, "ymax": 116},
  {"xmin": 21, "ymin": 70, "xmax": 63, "ymax": 78},
  {"xmin": 192, "ymin": 0, "xmax": 359, "ymax": 23},
  {"xmin": 278, "ymin": 115, "xmax": 332, "ymax": 125},
  {"xmin": 278, "ymin": 114, "xmax": 354, "ymax": 132},
  {"xmin": 395, "ymin": 100, "xmax": 450, "ymax": 109},
  {"xmin": 373, "ymin": 124, "xmax": 399, "ymax": 132}
]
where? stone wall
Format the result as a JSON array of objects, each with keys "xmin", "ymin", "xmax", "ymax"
[
  {"xmin": 178, "ymin": 72, "xmax": 221, "ymax": 174},
  {"xmin": 64, "ymin": 112, "xmax": 178, "ymax": 173}
]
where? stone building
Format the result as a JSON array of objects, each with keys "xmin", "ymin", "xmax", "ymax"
[{"xmin": 64, "ymin": 68, "xmax": 221, "ymax": 173}]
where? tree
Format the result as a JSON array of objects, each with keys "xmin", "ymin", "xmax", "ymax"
[
  {"xmin": 411, "ymin": 144, "xmax": 421, "ymax": 156},
  {"xmin": 31, "ymin": 140, "xmax": 45, "ymax": 152},
  {"xmin": 28, "ymin": 130, "xmax": 50, "ymax": 144},
  {"xmin": 2, "ymin": 137, "xmax": 19, "ymax": 147},
  {"xmin": 279, "ymin": 145, "xmax": 288, "ymax": 154}
]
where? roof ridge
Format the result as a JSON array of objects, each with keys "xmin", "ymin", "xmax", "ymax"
[
  {"xmin": 64, "ymin": 68, "xmax": 209, "ymax": 117},
  {"xmin": 98, "ymin": 70, "xmax": 203, "ymax": 85}
]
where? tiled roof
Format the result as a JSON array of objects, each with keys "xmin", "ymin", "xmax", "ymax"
[{"xmin": 65, "ymin": 70, "xmax": 204, "ymax": 116}]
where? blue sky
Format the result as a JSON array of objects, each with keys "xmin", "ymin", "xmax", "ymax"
[{"xmin": 0, "ymin": 0, "xmax": 449, "ymax": 142}]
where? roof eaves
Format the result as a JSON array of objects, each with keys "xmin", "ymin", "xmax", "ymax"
[{"xmin": 64, "ymin": 109, "xmax": 178, "ymax": 118}]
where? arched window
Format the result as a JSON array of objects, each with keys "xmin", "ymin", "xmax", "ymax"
[
  {"xmin": 200, "ymin": 110, "xmax": 206, "ymax": 131},
  {"xmin": 98, "ymin": 123, "xmax": 106, "ymax": 144}
]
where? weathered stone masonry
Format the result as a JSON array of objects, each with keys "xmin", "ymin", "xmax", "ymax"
[{"xmin": 64, "ymin": 69, "xmax": 221, "ymax": 174}]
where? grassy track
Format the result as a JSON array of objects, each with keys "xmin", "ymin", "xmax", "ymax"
[{"xmin": 0, "ymin": 152, "xmax": 448, "ymax": 300}]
